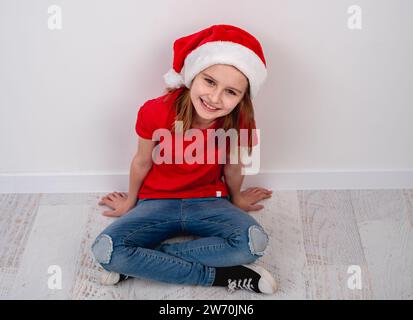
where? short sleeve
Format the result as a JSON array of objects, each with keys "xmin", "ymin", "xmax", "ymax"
[{"xmin": 135, "ymin": 101, "xmax": 156, "ymax": 140}]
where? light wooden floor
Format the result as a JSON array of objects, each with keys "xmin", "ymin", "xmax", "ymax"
[{"xmin": 0, "ymin": 190, "xmax": 412, "ymax": 300}]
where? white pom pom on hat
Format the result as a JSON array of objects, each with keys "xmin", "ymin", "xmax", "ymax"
[{"xmin": 163, "ymin": 68, "xmax": 185, "ymax": 89}]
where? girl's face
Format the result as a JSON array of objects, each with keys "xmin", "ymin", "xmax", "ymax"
[{"xmin": 189, "ymin": 64, "xmax": 249, "ymax": 127}]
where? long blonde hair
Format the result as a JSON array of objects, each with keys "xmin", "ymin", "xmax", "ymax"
[{"xmin": 163, "ymin": 84, "xmax": 256, "ymax": 156}]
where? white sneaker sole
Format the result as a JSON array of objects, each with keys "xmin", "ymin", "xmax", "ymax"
[
  {"xmin": 242, "ymin": 264, "xmax": 278, "ymax": 294},
  {"xmin": 100, "ymin": 271, "xmax": 120, "ymax": 286}
]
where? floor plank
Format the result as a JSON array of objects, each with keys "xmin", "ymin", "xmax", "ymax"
[
  {"xmin": 351, "ymin": 189, "xmax": 413, "ymax": 299},
  {"xmin": 8, "ymin": 204, "xmax": 89, "ymax": 299},
  {"xmin": 0, "ymin": 194, "xmax": 41, "ymax": 299},
  {"xmin": 298, "ymin": 190, "xmax": 373, "ymax": 299}
]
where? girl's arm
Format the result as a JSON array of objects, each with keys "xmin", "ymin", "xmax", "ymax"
[
  {"xmin": 223, "ymin": 161, "xmax": 244, "ymax": 201},
  {"xmin": 223, "ymin": 147, "xmax": 272, "ymax": 212},
  {"xmin": 126, "ymin": 137, "xmax": 156, "ymax": 206},
  {"xmin": 100, "ymin": 137, "xmax": 155, "ymax": 217}
]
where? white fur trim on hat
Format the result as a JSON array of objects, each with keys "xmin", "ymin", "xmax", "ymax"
[
  {"xmin": 163, "ymin": 68, "xmax": 185, "ymax": 88},
  {"xmin": 182, "ymin": 41, "xmax": 267, "ymax": 99}
]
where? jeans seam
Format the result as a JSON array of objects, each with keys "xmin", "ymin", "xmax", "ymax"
[
  {"xmin": 184, "ymin": 218, "xmax": 236, "ymax": 229},
  {"xmin": 131, "ymin": 247, "xmax": 191, "ymax": 267},
  {"xmin": 122, "ymin": 220, "xmax": 181, "ymax": 246},
  {"xmin": 169, "ymin": 243, "xmax": 228, "ymax": 255},
  {"xmin": 207, "ymin": 267, "xmax": 216, "ymax": 286}
]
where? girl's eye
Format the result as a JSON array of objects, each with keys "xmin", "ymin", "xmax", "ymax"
[{"xmin": 204, "ymin": 78, "xmax": 236, "ymax": 96}]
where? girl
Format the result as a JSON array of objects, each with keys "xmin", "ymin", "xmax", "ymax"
[{"xmin": 92, "ymin": 24, "xmax": 277, "ymax": 295}]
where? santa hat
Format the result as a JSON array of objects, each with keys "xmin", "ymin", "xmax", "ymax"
[{"xmin": 163, "ymin": 24, "xmax": 267, "ymax": 99}]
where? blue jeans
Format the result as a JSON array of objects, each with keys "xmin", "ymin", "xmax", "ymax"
[{"xmin": 91, "ymin": 196, "xmax": 269, "ymax": 287}]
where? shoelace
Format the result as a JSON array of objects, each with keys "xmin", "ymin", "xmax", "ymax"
[{"xmin": 227, "ymin": 278, "xmax": 255, "ymax": 293}]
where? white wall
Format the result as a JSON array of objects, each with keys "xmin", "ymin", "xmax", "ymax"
[{"xmin": 1, "ymin": 0, "xmax": 412, "ymax": 192}]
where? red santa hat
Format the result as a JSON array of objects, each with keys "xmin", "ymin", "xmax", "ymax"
[{"xmin": 163, "ymin": 24, "xmax": 267, "ymax": 99}]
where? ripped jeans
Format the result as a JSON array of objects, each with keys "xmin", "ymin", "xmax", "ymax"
[{"xmin": 91, "ymin": 196, "xmax": 269, "ymax": 287}]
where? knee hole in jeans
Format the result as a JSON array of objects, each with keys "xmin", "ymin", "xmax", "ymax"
[
  {"xmin": 247, "ymin": 225, "xmax": 269, "ymax": 256},
  {"xmin": 91, "ymin": 234, "xmax": 114, "ymax": 265}
]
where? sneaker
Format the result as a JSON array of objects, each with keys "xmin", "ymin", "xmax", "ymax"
[
  {"xmin": 100, "ymin": 270, "xmax": 129, "ymax": 286},
  {"xmin": 214, "ymin": 263, "xmax": 277, "ymax": 294}
]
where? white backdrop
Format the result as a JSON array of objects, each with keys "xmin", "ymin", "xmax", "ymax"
[{"xmin": 1, "ymin": 0, "xmax": 412, "ymax": 192}]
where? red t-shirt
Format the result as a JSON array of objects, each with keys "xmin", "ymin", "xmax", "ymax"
[{"xmin": 135, "ymin": 88, "xmax": 258, "ymax": 199}]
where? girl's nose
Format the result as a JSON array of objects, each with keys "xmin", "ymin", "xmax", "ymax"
[{"xmin": 210, "ymin": 89, "xmax": 222, "ymax": 104}]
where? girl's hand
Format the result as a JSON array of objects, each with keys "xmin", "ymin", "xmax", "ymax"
[
  {"xmin": 231, "ymin": 187, "xmax": 273, "ymax": 212},
  {"xmin": 98, "ymin": 192, "xmax": 135, "ymax": 217}
]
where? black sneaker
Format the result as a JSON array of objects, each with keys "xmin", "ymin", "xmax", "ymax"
[{"xmin": 213, "ymin": 263, "xmax": 277, "ymax": 294}]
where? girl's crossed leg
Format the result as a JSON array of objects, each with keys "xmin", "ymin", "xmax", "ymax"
[{"xmin": 91, "ymin": 197, "xmax": 269, "ymax": 287}]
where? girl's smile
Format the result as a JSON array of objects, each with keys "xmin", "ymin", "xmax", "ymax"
[{"xmin": 200, "ymin": 97, "xmax": 220, "ymax": 112}]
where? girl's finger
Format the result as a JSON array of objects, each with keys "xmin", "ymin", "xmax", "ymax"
[
  {"xmin": 257, "ymin": 187, "xmax": 272, "ymax": 194},
  {"xmin": 251, "ymin": 195, "xmax": 269, "ymax": 205},
  {"xmin": 102, "ymin": 210, "xmax": 118, "ymax": 217},
  {"xmin": 102, "ymin": 210, "xmax": 111, "ymax": 216},
  {"xmin": 249, "ymin": 204, "xmax": 264, "ymax": 211}
]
